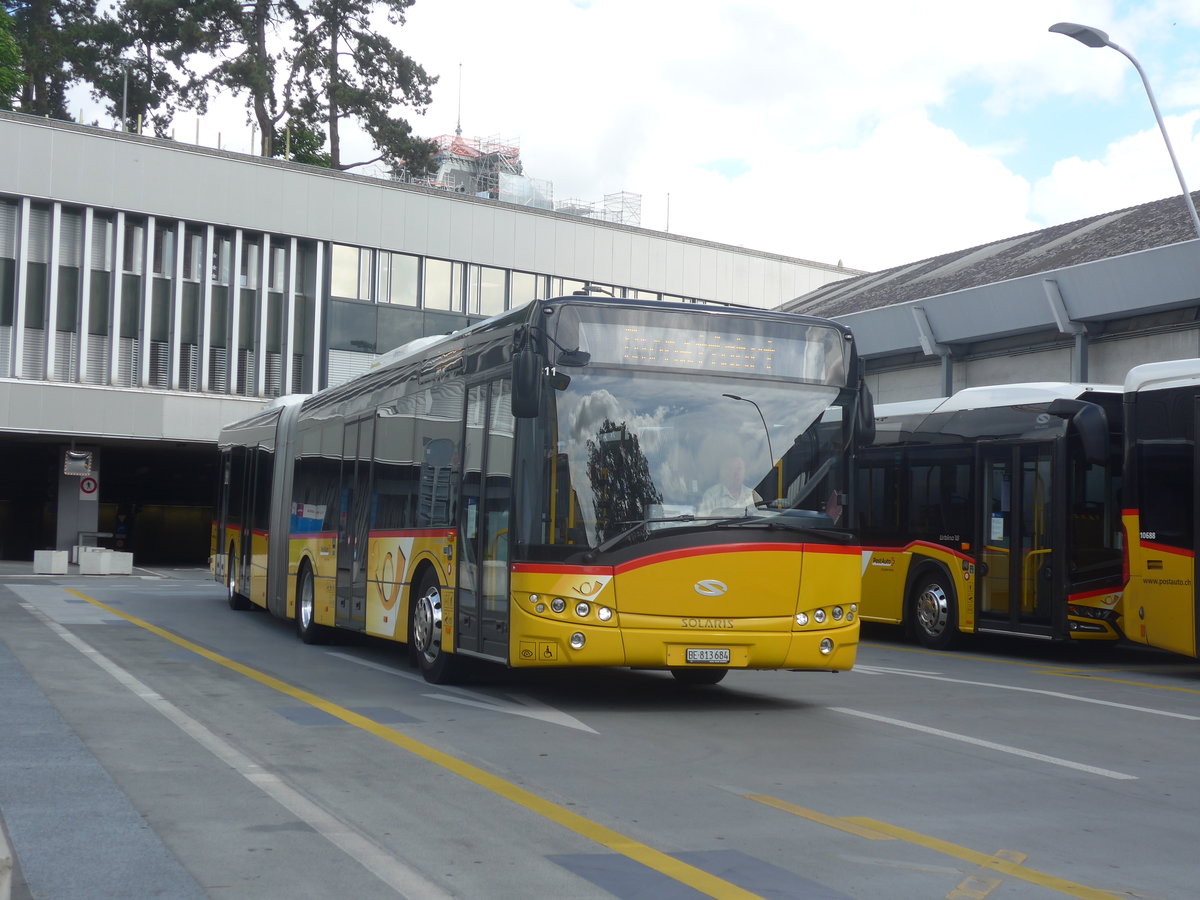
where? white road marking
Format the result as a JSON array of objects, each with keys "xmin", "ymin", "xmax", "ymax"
[
  {"xmin": 17, "ymin": 591, "xmax": 453, "ymax": 900},
  {"xmin": 327, "ymin": 651, "xmax": 599, "ymax": 734},
  {"xmin": 424, "ymin": 692, "xmax": 599, "ymax": 734},
  {"xmin": 854, "ymin": 664, "xmax": 1200, "ymax": 721},
  {"xmin": 14, "ymin": 584, "xmax": 126, "ymax": 625},
  {"xmin": 829, "ymin": 707, "xmax": 1138, "ymax": 780}
]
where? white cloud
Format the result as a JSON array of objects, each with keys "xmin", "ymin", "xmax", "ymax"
[{"xmin": 65, "ymin": 0, "xmax": 1200, "ymax": 275}]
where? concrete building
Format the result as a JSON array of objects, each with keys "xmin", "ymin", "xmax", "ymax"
[
  {"xmin": 785, "ymin": 191, "xmax": 1200, "ymax": 402},
  {"xmin": 0, "ymin": 110, "xmax": 854, "ymax": 563}
]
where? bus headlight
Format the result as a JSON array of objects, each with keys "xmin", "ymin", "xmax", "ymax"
[
  {"xmin": 575, "ymin": 601, "xmax": 591, "ymax": 617},
  {"xmin": 569, "ymin": 632, "xmax": 586, "ymax": 649},
  {"xmin": 813, "ymin": 608, "xmax": 827, "ymax": 624},
  {"xmin": 551, "ymin": 597, "xmax": 566, "ymax": 613},
  {"xmin": 597, "ymin": 606, "xmax": 613, "ymax": 622},
  {"xmin": 795, "ymin": 612, "xmax": 809, "ymax": 627},
  {"xmin": 832, "ymin": 606, "xmax": 844, "ymax": 621},
  {"xmin": 819, "ymin": 638, "xmax": 834, "ymax": 655}
]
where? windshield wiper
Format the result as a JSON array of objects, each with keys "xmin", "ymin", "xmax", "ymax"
[
  {"xmin": 586, "ymin": 512, "xmax": 757, "ymax": 558},
  {"xmin": 713, "ymin": 515, "xmax": 853, "ymax": 543}
]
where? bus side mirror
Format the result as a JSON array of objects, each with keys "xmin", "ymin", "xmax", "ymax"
[
  {"xmin": 512, "ymin": 349, "xmax": 542, "ymax": 418},
  {"xmin": 1048, "ymin": 398, "xmax": 1108, "ymax": 466},
  {"xmin": 856, "ymin": 381, "xmax": 876, "ymax": 446}
]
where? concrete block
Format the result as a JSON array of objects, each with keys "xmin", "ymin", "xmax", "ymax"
[
  {"xmin": 79, "ymin": 549, "xmax": 113, "ymax": 575},
  {"xmin": 33, "ymin": 549, "xmax": 68, "ymax": 575},
  {"xmin": 110, "ymin": 552, "xmax": 133, "ymax": 575}
]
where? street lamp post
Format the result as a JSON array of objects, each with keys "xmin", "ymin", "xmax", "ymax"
[{"xmin": 1050, "ymin": 21, "xmax": 1200, "ymax": 240}]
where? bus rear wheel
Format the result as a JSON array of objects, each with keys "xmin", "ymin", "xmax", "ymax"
[
  {"xmin": 410, "ymin": 571, "xmax": 460, "ymax": 684},
  {"xmin": 671, "ymin": 668, "xmax": 728, "ymax": 686},
  {"xmin": 227, "ymin": 547, "xmax": 250, "ymax": 611},
  {"xmin": 910, "ymin": 574, "xmax": 958, "ymax": 650}
]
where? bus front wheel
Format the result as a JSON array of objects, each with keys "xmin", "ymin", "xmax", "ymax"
[
  {"xmin": 910, "ymin": 574, "xmax": 958, "ymax": 650},
  {"xmin": 227, "ymin": 548, "xmax": 250, "ymax": 611},
  {"xmin": 410, "ymin": 571, "xmax": 460, "ymax": 684}
]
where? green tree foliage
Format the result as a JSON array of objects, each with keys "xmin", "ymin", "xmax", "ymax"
[
  {"xmin": 289, "ymin": 0, "xmax": 438, "ymax": 171},
  {"xmin": 4, "ymin": 0, "xmax": 95, "ymax": 118},
  {"xmin": 85, "ymin": 0, "xmax": 238, "ymax": 135},
  {"xmin": 0, "ymin": 8, "xmax": 23, "ymax": 110}
]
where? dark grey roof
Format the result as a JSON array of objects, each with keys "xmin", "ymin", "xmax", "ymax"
[{"xmin": 785, "ymin": 190, "xmax": 1200, "ymax": 318}]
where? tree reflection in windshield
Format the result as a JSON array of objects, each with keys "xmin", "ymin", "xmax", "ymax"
[
  {"xmin": 544, "ymin": 370, "xmax": 842, "ymax": 551},
  {"xmin": 585, "ymin": 419, "xmax": 664, "ymax": 542}
]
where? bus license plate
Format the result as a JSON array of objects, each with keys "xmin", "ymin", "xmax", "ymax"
[{"xmin": 686, "ymin": 648, "xmax": 730, "ymax": 664}]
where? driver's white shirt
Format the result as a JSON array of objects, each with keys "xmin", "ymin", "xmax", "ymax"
[{"xmin": 698, "ymin": 483, "xmax": 761, "ymax": 515}]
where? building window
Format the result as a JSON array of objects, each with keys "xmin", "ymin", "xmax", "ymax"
[
  {"xmin": 123, "ymin": 219, "xmax": 145, "ymax": 274},
  {"xmin": 423, "ymin": 258, "xmax": 463, "ymax": 311},
  {"xmin": 511, "ymin": 271, "xmax": 545, "ymax": 306},
  {"xmin": 552, "ymin": 277, "xmax": 586, "ymax": 297},
  {"xmin": 211, "ymin": 233, "xmax": 232, "ymax": 284},
  {"xmin": 380, "ymin": 251, "xmax": 419, "ymax": 305},
  {"xmin": 331, "ymin": 243, "xmax": 374, "ymax": 300},
  {"xmin": 240, "ymin": 238, "xmax": 260, "ymax": 287},
  {"xmin": 181, "ymin": 229, "xmax": 203, "ymax": 281},
  {"xmin": 91, "ymin": 215, "xmax": 113, "ymax": 271},
  {"xmin": 468, "ymin": 264, "xmax": 506, "ymax": 316},
  {"xmin": 152, "ymin": 223, "xmax": 174, "ymax": 275},
  {"xmin": 269, "ymin": 241, "xmax": 286, "ymax": 291},
  {"xmin": 0, "ymin": 200, "xmax": 15, "ymax": 258}
]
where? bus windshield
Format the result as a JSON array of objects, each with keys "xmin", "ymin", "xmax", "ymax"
[{"xmin": 539, "ymin": 367, "xmax": 846, "ymax": 552}]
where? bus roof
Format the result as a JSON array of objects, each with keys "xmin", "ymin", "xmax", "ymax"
[
  {"xmin": 876, "ymin": 382, "xmax": 1122, "ymax": 420},
  {"xmin": 1124, "ymin": 357, "xmax": 1200, "ymax": 394}
]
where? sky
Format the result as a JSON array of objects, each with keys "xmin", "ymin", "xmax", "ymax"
[{"xmin": 76, "ymin": 0, "xmax": 1200, "ymax": 273}]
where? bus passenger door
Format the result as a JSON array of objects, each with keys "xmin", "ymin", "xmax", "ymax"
[
  {"xmin": 336, "ymin": 416, "xmax": 373, "ymax": 630},
  {"xmin": 978, "ymin": 445, "xmax": 1055, "ymax": 636},
  {"xmin": 456, "ymin": 380, "xmax": 514, "ymax": 660}
]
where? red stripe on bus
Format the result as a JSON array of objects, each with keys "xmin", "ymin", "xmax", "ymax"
[
  {"xmin": 510, "ymin": 563, "xmax": 614, "ymax": 576},
  {"xmin": 613, "ymin": 543, "xmax": 828, "ymax": 574},
  {"xmin": 368, "ymin": 529, "xmax": 457, "ymax": 539},
  {"xmin": 1138, "ymin": 541, "xmax": 1194, "ymax": 559},
  {"xmin": 1069, "ymin": 586, "xmax": 1121, "ymax": 601},
  {"xmin": 289, "ymin": 531, "xmax": 337, "ymax": 540},
  {"xmin": 862, "ymin": 540, "xmax": 974, "ymax": 564}
]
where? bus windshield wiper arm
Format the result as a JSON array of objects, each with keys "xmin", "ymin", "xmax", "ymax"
[
  {"xmin": 589, "ymin": 514, "xmax": 700, "ymax": 556},
  {"xmin": 714, "ymin": 516, "xmax": 853, "ymax": 543}
]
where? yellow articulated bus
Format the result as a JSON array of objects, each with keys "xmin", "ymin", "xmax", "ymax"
[
  {"xmin": 854, "ymin": 383, "xmax": 1125, "ymax": 650},
  {"xmin": 212, "ymin": 294, "xmax": 872, "ymax": 684},
  {"xmin": 1120, "ymin": 359, "xmax": 1200, "ymax": 658}
]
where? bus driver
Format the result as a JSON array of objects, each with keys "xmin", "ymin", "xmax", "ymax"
[{"xmin": 698, "ymin": 455, "xmax": 762, "ymax": 516}]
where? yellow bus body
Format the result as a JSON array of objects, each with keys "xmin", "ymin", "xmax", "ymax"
[
  {"xmin": 1120, "ymin": 509, "xmax": 1197, "ymax": 658},
  {"xmin": 508, "ymin": 543, "xmax": 860, "ymax": 671}
]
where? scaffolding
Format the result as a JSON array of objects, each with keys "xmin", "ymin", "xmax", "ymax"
[
  {"xmin": 554, "ymin": 191, "xmax": 642, "ymax": 227},
  {"xmin": 413, "ymin": 133, "xmax": 640, "ymax": 223}
]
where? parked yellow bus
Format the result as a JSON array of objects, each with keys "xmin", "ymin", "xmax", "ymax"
[
  {"xmin": 855, "ymin": 383, "xmax": 1124, "ymax": 649},
  {"xmin": 1120, "ymin": 359, "xmax": 1200, "ymax": 658},
  {"xmin": 212, "ymin": 294, "xmax": 871, "ymax": 683}
]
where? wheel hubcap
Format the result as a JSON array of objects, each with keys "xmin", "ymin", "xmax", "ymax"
[
  {"xmin": 413, "ymin": 586, "xmax": 443, "ymax": 663},
  {"xmin": 300, "ymin": 576, "xmax": 314, "ymax": 629},
  {"xmin": 916, "ymin": 584, "xmax": 949, "ymax": 636}
]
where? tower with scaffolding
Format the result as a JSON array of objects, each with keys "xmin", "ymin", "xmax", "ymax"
[{"xmin": 417, "ymin": 133, "xmax": 641, "ymax": 227}]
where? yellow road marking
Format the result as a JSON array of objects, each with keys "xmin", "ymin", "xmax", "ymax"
[
  {"xmin": 66, "ymin": 589, "xmax": 763, "ymax": 900},
  {"xmin": 742, "ymin": 794, "xmax": 893, "ymax": 840},
  {"xmin": 747, "ymin": 792, "xmax": 1123, "ymax": 900},
  {"xmin": 947, "ymin": 849, "xmax": 1026, "ymax": 899},
  {"xmin": 843, "ymin": 818, "xmax": 1124, "ymax": 900}
]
